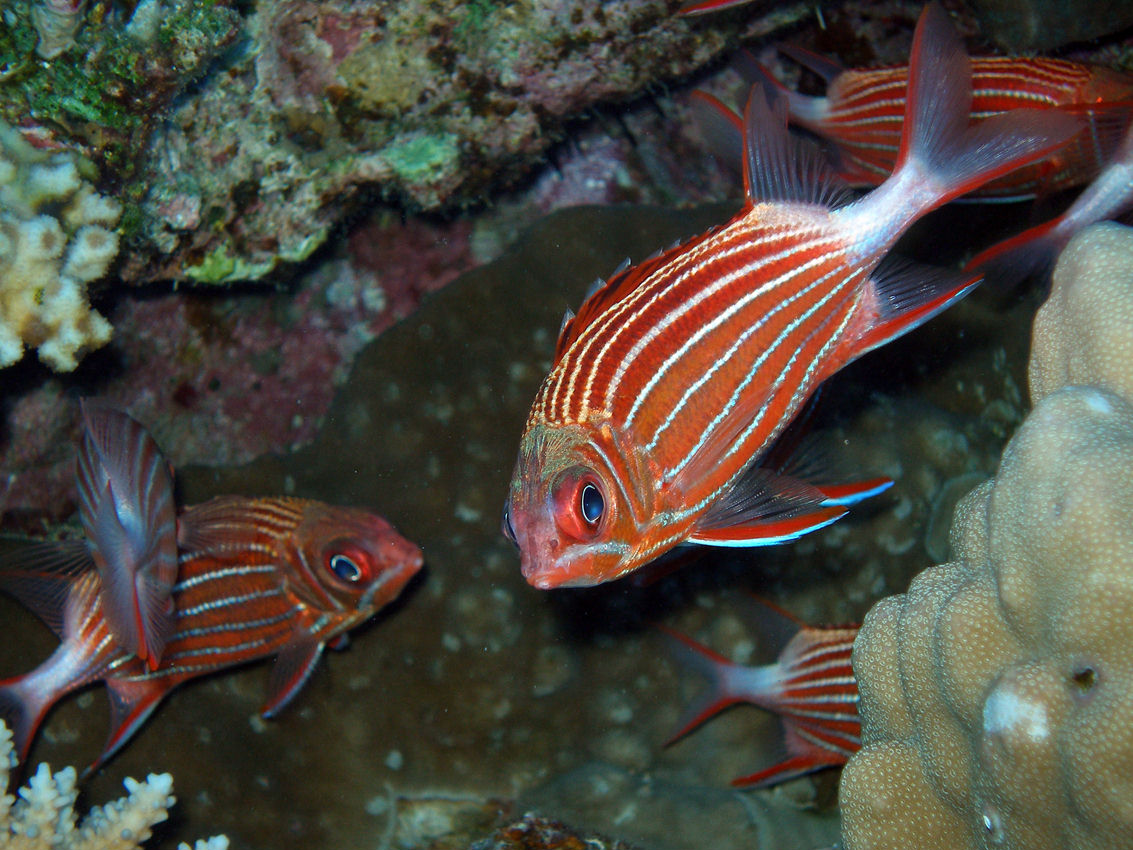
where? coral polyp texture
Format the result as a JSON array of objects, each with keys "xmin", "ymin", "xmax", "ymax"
[
  {"xmin": 0, "ymin": 120, "xmax": 120, "ymax": 371},
  {"xmin": 0, "ymin": 721, "xmax": 227, "ymax": 850},
  {"xmin": 839, "ymin": 223, "xmax": 1133, "ymax": 850}
]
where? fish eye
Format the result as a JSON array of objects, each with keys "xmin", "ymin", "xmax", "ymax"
[
  {"xmin": 552, "ymin": 472, "xmax": 608, "ymax": 541},
  {"xmin": 501, "ymin": 503, "xmax": 517, "ymax": 545},
  {"xmin": 580, "ymin": 483, "xmax": 604, "ymax": 526},
  {"xmin": 328, "ymin": 553, "xmax": 363, "ymax": 582}
]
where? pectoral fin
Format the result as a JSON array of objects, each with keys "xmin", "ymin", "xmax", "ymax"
[
  {"xmin": 689, "ymin": 462, "xmax": 891, "ymax": 547},
  {"xmin": 261, "ymin": 638, "xmax": 325, "ymax": 718}
]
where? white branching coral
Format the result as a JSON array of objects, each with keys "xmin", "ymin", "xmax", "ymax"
[
  {"xmin": 0, "ymin": 721, "xmax": 227, "ymax": 850},
  {"xmin": 0, "ymin": 119, "xmax": 119, "ymax": 372}
]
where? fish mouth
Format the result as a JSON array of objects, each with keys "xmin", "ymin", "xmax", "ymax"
[
  {"xmin": 520, "ymin": 555, "xmax": 599, "ymax": 590},
  {"xmin": 360, "ymin": 554, "xmax": 422, "ymax": 608}
]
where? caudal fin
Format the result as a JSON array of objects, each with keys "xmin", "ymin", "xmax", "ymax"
[
  {"xmin": 894, "ymin": 3, "xmax": 1081, "ymax": 210},
  {"xmin": 0, "ymin": 677, "xmax": 53, "ymax": 770},
  {"xmin": 658, "ymin": 625, "xmax": 750, "ymax": 743}
]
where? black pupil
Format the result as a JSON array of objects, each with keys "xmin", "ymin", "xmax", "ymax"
[
  {"xmin": 502, "ymin": 504, "xmax": 517, "ymax": 544},
  {"xmin": 329, "ymin": 554, "xmax": 362, "ymax": 581},
  {"xmin": 580, "ymin": 483, "xmax": 603, "ymax": 525}
]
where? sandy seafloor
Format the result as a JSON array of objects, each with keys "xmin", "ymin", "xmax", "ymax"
[{"xmin": 0, "ymin": 198, "xmax": 1041, "ymax": 849}]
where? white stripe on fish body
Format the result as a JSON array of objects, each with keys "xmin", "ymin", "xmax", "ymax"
[
  {"xmin": 172, "ymin": 563, "xmax": 277, "ymax": 590},
  {"xmin": 176, "ymin": 610, "xmax": 295, "ymax": 640},
  {"xmin": 664, "ymin": 262, "xmax": 860, "ymax": 488},
  {"xmin": 560, "ymin": 224, "xmax": 824, "ymax": 424},
  {"xmin": 177, "ymin": 587, "xmax": 286, "ymax": 618},
  {"xmin": 793, "ymin": 725, "xmax": 860, "ymax": 756},
  {"xmin": 627, "ymin": 236, "xmax": 844, "ymax": 438}
]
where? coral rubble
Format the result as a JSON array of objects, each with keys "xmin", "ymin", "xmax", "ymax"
[
  {"xmin": 0, "ymin": 119, "xmax": 120, "ymax": 372},
  {"xmin": 0, "ymin": 720, "xmax": 226, "ymax": 850},
  {"xmin": 840, "ymin": 223, "xmax": 1133, "ymax": 849}
]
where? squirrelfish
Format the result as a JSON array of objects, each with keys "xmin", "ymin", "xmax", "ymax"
[
  {"xmin": 966, "ymin": 119, "xmax": 1133, "ymax": 284},
  {"xmin": 661, "ymin": 600, "xmax": 860, "ymax": 788},
  {"xmin": 75, "ymin": 401, "xmax": 178, "ymax": 670},
  {"xmin": 503, "ymin": 3, "xmax": 1079, "ymax": 588},
  {"xmin": 749, "ymin": 46, "xmax": 1133, "ymax": 201},
  {"xmin": 0, "ymin": 497, "xmax": 422, "ymax": 769}
]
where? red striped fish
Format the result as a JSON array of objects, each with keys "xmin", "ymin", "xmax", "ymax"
[
  {"xmin": 752, "ymin": 48, "xmax": 1133, "ymax": 200},
  {"xmin": 0, "ymin": 495, "xmax": 422, "ymax": 770},
  {"xmin": 502, "ymin": 3, "xmax": 1080, "ymax": 588},
  {"xmin": 966, "ymin": 120, "xmax": 1133, "ymax": 285},
  {"xmin": 660, "ymin": 603, "xmax": 860, "ymax": 788},
  {"xmin": 76, "ymin": 401, "xmax": 178, "ymax": 670}
]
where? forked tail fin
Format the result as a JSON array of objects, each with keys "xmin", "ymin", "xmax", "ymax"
[
  {"xmin": 0, "ymin": 676, "xmax": 54, "ymax": 770},
  {"xmin": 843, "ymin": 3, "xmax": 1082, "ymax": 254}
]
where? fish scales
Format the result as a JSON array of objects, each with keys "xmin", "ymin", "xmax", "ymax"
[{"xmin": 541, "ymin": 215, "xmax": 858, "ymax": 483}]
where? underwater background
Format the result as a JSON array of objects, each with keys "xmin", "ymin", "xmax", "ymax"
[{"xmin": 1, "ymin": 1, "xmax": 1132, "ymax": 848}]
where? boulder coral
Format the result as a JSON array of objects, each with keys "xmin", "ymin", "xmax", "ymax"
[{"xmin": 839, "ymin": 222, "xmax": 1133, "ymax": 850}]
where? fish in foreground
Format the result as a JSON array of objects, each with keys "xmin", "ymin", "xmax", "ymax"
[
  {"xmin": 966, "ymin": 120, "xmax": 1133, "ymax": 285},
  {"xmin": 0, "ymin": 495, "xmax": 422, "ymax": 771},
  {"xmin": 660, "ymin": 600, "xmax": 860, "ymax": 788},
  {"xmin": 75, "ymin": 401, "xmax": 178, "ymax": 670},
  {"xmin": 745, "ymin": 46, "xmax": 1133, "ymax": 201},
  {"xmin": 503, "ymin": 3, "xmax": 1080, "ymax": 589}
]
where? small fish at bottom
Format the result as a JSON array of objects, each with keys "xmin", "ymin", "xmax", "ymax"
[
  {"xmin": 0, "ymin": 493, "xmax": 422, "ymax": 772},
  {"xmin": 660, "ymin": 598, "xmax": 860, "ymax": 788}
]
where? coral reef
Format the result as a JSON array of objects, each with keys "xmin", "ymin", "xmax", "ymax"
[
  {"xmin": 0, "ymin": 119, "xmax": 120, "ymax": 371},
  {"xmin": 128, "ymin": 0, "xmax": 794, "ymax": 285},
  {"xmin": 840, "ymin": 223, "xmax": 1133, "ymax": 849},
  {"xmin": 0, "ymin": 720, "xmax": 226, "ymax": 850}
]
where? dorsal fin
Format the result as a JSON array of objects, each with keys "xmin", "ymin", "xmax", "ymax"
[
  {"xmin": 553, "ymin": 234, "xmax": 715, "ymax": 363},
  {"xmin": 742, "ymin": 86, "xmax": 854, "ymax": 209},
  {"xmin": 776, "ymin": 43, "xmax": 846, "ymax": 84}
]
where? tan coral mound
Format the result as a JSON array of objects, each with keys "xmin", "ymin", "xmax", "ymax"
[
  {"xmin": 840, "ymin": 222, "xmax": 1133, "ymax": 850},
  {"xmin": 1029, "ymin": 221, "xmax": 1133, "ymax": 404}
]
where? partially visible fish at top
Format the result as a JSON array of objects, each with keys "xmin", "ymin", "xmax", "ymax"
[
  {"xmin": 75, "ymin": 400, "xmax": 178, "ymax": 670},
  {"xmin": 660, "ymin": 598, "xmax": 860, "ymax": 788},
  {"xmin": 965, "ymin": 119, "xmax": 1133, "ymax": 286},
  {"xmin": 502, "ymin": 3, "xmax": 1080, "ymax": 589},
  {"xmin": 742, "ymin": 43, "xmax": 1133, "ymax": 201},
  {"xmin": 0, "ymin": 495, "xmax": 423, "ymax": 771}
]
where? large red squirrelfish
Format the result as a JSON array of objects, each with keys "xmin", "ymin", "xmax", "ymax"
[
  {"xmin": 660, "ymin": 600, "xmax": 860, "ymax": 788},
  {"xmin": 75, "ymin": 401, "xmax": 178, "ymax": 670},
  {"xmin": 750, "ymin": 47, "xmax": 1133, "ymax": 201},
  {"xmin": 502, "ymin": 3, "xmax": 1079, "ymax": 589},
  {"xmin": 0, "ymin": 495, "xmax": 422, "ymax": 770}
]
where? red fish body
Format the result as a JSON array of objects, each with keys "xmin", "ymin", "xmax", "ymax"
[
  {"xmin": 0, "ymin": 496, "xmax": 422, "ymax": 769},
  {"xmin": 660, "ymin": 603, "xmax": 860, "ymax": 788},
  {"xmin": 763, "ymin": 51, "xmax": 1133, "ymax": 201},
  {"xmin": 76, "ymin": 401, "xmax": 178, "ymax": 670},
  {"xmin": 503, "ymin": 3, "xmax": 1079, "ymax": 589}
]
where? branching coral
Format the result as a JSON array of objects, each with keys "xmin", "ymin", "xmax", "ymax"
[
  {"xmin": 0, "ymin": 119, "xmax": 120, "ymax": 372},
  {"xmin": 0, "ymin": 721, "xmax": 227, "ymax": 850},
  {"xmin": 840, "ymin": 223, "xmax": 1133, "ymax": 850}
]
